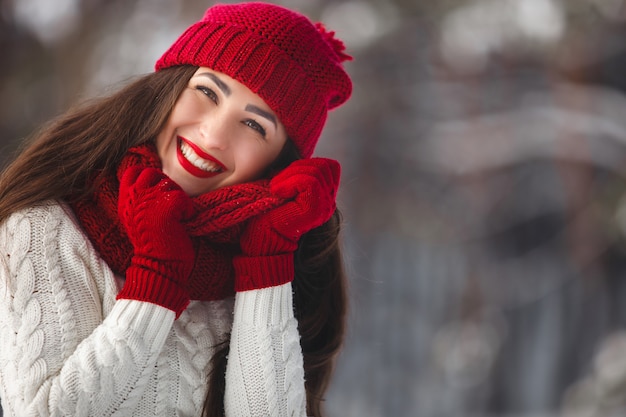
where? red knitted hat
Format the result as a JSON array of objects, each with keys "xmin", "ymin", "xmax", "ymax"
[{"xmin": 155, "ymin": 2, "xmax": 353, "ymax": 158}]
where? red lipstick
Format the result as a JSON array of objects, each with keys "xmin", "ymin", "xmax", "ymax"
[{"xmin": 176, "ymin": 136, "xmax": 226, "ymax": 178}]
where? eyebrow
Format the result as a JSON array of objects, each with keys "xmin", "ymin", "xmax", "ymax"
[
  {"xmin": 245, "ymin": 104, "xmax": 277, "ymax": 128},
  {"xmin": 197, "ymin": 72, "xmax": 231, "ymax": 96}
]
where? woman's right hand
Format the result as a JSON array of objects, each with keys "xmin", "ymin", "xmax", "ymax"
[{"xmin": 116, "ymin": 166, "xmax": 196, "ymax": 318}]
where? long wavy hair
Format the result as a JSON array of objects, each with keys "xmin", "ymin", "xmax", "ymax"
[{"xmin": 0, "ymin": 65, "xmax": 348, "ymax": 416}]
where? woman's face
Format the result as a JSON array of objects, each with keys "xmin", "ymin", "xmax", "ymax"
[{"xmin": 156, "ymin": 67, "xmax": 288, "ymax": 196}]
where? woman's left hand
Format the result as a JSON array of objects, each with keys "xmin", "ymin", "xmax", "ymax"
[{"xmin": 233, "ymin": 158, "xmax": 340, "ymax": 291}]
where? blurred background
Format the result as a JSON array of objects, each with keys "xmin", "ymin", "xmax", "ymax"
[{"xmin": 2, "ymin": 0, "xmax": 626, "ymax": 416}]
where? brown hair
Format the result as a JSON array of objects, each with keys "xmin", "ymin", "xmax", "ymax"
[
  {"xmin": 0, "ymin": 65, "xmax": 348, "ymax": 416},
  {"xmin": 0, "ymin": 66, "xmax": 195, "ymax": 220}
]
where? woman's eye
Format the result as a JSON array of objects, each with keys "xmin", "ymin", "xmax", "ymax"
[
  {"xmin": 243, "ymin": 119, "xmax": 267, "ymax": 138},
  {"xmin": 196, "ymin": 86, "xmax": 218, "ymax": 103}
]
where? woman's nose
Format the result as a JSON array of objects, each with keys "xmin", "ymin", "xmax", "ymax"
[{"xmin": 198, "ymin": 116, "xmax": 230, "ymax": 150}]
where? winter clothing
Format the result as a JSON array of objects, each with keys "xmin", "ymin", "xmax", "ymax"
[
  {"xmin": 0, "ymin": 201, "xmax": 306, "ymax": 416},
  {"xmin": 116, "ymin": 166, "xmax": 196, "ymax": 318},
  {"xmin": 155, "ymin": 2, "xmax": 353, "ymax": 158},
  {"xmin": 235, "ymin": 158, "xmax": 341, "ymax": 291},
  {"xmin": 0, "ymin": 2, "xmax": 351, "ymax": 415},
  {"xmin": 70, "ymin": 143, "xmax": 286, "ymax": 303}
]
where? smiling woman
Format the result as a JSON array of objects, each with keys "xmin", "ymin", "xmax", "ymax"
[
  {"xmin": 156, "ymin": 68, "xmax": 288, "ymax": 196},
  {"xmin": 0, "ymin": 2, "xmax": 352, "ymax": 417}
]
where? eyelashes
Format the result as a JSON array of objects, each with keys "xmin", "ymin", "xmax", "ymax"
[
  {"xmin": 194, "ymin": 84, "xmax": 268, "ymax": 140},
  {"xmin": 243, "ymin": 119, "xmax": 267, "ymax": 139},
  {"xmin": 196, "ymin": 85, "xmax": 218, "ymax": 103}
]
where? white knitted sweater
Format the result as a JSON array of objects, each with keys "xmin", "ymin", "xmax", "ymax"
[{"xmin": 0, "ymin": 201, "xmax": 306, "ymax": 416}]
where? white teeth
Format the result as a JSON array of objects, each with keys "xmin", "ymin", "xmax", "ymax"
[{"xmin": 180, "ymin": 141, "xmax": 221, "ymax": 172}]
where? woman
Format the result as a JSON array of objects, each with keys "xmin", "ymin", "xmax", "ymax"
[{"xmin": 0, "ymin": 2, "xmax": 352, "ymax": 416}]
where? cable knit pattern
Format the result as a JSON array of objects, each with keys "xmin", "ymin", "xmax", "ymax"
[
  {"xmin": 42, "ymin": 210, "xmax": 79, "ymax": 361},
  {"xmin": 225, "ymin": 284, "xmax": 306, "ymax": 416},
  {"xmin": 0, "ymin": 201, "xmax": 307, "ymax": 416}
]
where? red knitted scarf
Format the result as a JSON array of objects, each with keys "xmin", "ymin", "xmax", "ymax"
[{"xmin": 70, "ymin": 143, "xmax": 285, "ymax": 301}]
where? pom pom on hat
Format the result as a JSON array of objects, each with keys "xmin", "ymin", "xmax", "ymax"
[{"xmin": 156, "ymin": 2, "xmax": 353, "ymax": 158}]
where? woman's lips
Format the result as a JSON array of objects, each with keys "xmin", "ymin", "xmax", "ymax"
[{"xmin": 176, "ymin": 136, "xmax": 226, "ymax": 178}]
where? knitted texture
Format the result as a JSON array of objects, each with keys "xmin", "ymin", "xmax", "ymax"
[
  {"xmin": 0, "ymin": 201, "xmax": 306, "ymax": 416},
  {"xmin": 225, "ymin": 285, "xmax": 306, "ymax": 416},
  {"xmin": 116, "ymin": 166, "xmax": 196, "ymax": 318},
  {"xmin": 70, "ymin": 142, "xmax": 287, "ymax": 302},
  {"xmin": 155, "ymin": 2, "xmax": 353, "ymax": 158},
  {"xmin": 234, "ymin": 158, "xmax": 340, "ymax": 291}
]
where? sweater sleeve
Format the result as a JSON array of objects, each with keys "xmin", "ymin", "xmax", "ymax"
[
  {"xmin": 0, "ymin": 203, "xmax": 175, "ymax": 417},
  {"xmin": 224, "ymin": 283, "xmax": 307, "ymax": 417}
]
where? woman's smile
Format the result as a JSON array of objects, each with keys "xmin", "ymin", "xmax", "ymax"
[
  {"xmin": 155, "ymin": 67, "xmax": 288, "ymax": 196},
  {"xmin": 177, "ymin": 136, "xmax": 225, "ymax": 178}
]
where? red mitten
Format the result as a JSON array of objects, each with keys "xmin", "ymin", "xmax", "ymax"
[
  {"xmin": 116, "ymin": 166, "xmax": 196, "ymax": 318},
  {"xmin": 234, "ymin": 158, "xmax": 340, "ymax": 291}
]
